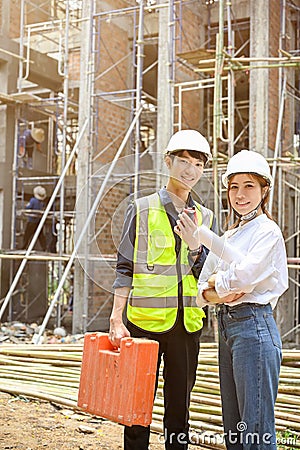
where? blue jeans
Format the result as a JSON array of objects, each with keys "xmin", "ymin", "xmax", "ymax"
[{"xmin": 217, "ymin": 303, "xmax": 282, "ymax": 450}]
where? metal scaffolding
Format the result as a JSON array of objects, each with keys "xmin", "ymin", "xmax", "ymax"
[
  {"xmin": 0, "ymin": 0, "xmax": 299, "ymax": 342},
  {"xmin": 172, "ymin": 0, "xmax": 300, "ymax": 341},
  {"xmin": 0, "ymin": 0, "xmax": 82, "ymax": 326}
]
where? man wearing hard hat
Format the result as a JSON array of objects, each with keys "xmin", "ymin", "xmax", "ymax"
[
  {"xmin": 22, "ymin": 185, "xmax": 47, "ymax": 251},
  {"xmin": 19, "ymin": 128, "xmax": 45, "ymax": 169},
  {"xmin": 109, "ymin": 130, "xmax": 217, "ymax": 449}
]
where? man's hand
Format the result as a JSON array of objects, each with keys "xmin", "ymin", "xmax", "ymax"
[
  {"xmin": 109, "ymin": 286, "xmax": 131, "ymax": 348},
  {"xmin": 174, "ymin": 211, "xmax": 200, "ymax": 251},
  {"xmin": 109, "ymin": 317, "xmax": 130, "ymax": 348}
]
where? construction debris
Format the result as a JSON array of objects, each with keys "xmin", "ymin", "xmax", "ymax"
[{"xmin": 0, "ymin": 321, "xmax": 84, "ymax": 345}]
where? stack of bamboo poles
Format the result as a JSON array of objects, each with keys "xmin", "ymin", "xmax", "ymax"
[
  {"xmin": 0, "ymin": 343, "xmax": 300, "ymax": 448},
  {"xmin": 0, "ymin": 344, "xmax": 81, "ymax": 408}
]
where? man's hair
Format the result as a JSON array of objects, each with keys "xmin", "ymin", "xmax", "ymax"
[{"xmin": 169, "ymin": 149, "xmax": 207, "ymax": 164}]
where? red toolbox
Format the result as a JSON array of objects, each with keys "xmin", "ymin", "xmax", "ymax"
[{"xmin": 77, "ymin": 332, "xmax": 159, "ymax": 427}]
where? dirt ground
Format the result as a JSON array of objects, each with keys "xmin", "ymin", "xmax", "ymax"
[
  {"xmin": 0, "ymin": 391, "xmax": 132, "ymax": 450},
  {"xmin": 0, "ymin": 392, "xmax": 204, "ymax": 450}
]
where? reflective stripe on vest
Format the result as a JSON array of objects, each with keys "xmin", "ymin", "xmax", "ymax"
[{"xmin": 127, "ymin": 192, "xmax": 213, "ymax": 333}]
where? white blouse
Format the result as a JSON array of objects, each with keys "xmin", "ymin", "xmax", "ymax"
[{"xmin": 198, "ymin": 214, "xmax": 289, "ymax": 309}]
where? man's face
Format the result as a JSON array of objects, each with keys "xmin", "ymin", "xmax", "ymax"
[{"xmin": 166, "ymin": 150, "xmax": 204, "ymax": 190}]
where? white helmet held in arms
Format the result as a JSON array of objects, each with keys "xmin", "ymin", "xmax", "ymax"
[
  {"xmin": 165, "ymin": 129, "xmax": 211, "ymax": 163},
  {"xmin": 222, "ymin": 150, "xmax": 273, "ymax": 188}
]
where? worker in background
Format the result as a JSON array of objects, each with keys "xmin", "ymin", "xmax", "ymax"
[
  {"xmin": 19, "ymin": 128, "xmax": 45, "ymax": 169},
  {"xmin": 109, "ymin": 130, "xmax": 217, "ymax": 450},
  {"xmin": 198, "ymin": 150, "xmax": 289, "ymax": 449},
  {"xmin": 22, "ymin": 185, "xmax": 47, "ymax": 251}
]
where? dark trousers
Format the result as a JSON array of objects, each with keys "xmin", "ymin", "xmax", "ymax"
[
  {"xmin": 22, "ymin": 221, "xmax": 46, "ymax": 251},
  {"xmin": 125, "ymin": 313, "xmax": 201, "ymax": 450}
]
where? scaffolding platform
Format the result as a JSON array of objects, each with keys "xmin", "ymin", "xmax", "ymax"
[{"xmin": 0, "ymin": 249, "xmax": 70, "ymax": 261}]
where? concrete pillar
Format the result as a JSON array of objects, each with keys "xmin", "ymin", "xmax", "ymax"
[
  {"xmin": 72, "ymin": 0, "xmax": 93, "ymax": 334},
  {"xmin": 156, "ymin": 1, "xmax": 172, "ymax": 189},
  {"xmin": 0, "ymin": 49, "xmax": 18, "ymax": 304},
  {"xmin": 249, "ymin": 0, "xmax": 270, "ymax": 156}
]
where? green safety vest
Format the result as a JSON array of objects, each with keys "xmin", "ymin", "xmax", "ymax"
[{"xmin": 127, "ymin": 192, "xmax": 214, "ymax": 333}]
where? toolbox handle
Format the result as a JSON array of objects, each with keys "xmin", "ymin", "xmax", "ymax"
[{"xmin": 96, "ymin": 333, "xmax": 134, "ymax": 353}]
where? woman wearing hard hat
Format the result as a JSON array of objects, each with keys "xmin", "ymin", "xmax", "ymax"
[{"xmin": 197, "ymin": 150, "xmax": 289, "ymax": 449}]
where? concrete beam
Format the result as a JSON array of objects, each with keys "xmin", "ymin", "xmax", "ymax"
[
  {"xmin": 0, "ymin": 35, "xmax": 62, "ymax": 92},
  {"xmin": 156, "ymin": 3, "xmax": 172, "ymax": 189}
]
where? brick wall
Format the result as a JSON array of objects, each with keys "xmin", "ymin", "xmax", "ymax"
[
  {"xmin": 89, "ymin": 180, "xmax": 130, "ymax": 330},
  {"xmin": 7, "ymin": 0, "xmax": 51, "ymax": 39},
  {"xmin": 97, "ymin": 0, "xmax": 129, "ymax": 11},
  {"xmin": 180, "ymin": 5, "xmax": 202, "ymax": 53},
  {"xmin": 176, "ymin": 5, "xmax": 203, "ymax": 130},
  {"xmin": 7, "ymin": 0, "xmax": 20, "ymax": 38},
  {"xmin": 24, "ymin": 0, "xmax": 50, "ymax": 25},
  {"xmin": 69, "ymin": 49, "xmax": 81, "ymax": 82},
  {"xmin": 280, "ymin": 5, "xmax": 294, "ymax": 155},
  {"xmin": 94, "ymin": 182, "xmax": 130, "ymax": 255},
  {"xmin": 92, "ymin": 17, "xmax": 131, "ymax": 169}
]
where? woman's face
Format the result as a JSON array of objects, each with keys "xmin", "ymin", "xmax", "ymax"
[{"xmin": 228, "ymin": 173, "xmax": 267, "ymax": 216}]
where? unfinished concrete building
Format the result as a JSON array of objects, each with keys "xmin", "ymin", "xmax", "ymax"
[{"xmin": 0, "ymin": 0, "xmax": 299, "ymax": 342}]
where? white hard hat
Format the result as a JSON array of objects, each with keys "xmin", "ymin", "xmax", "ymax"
[
  {"xmin": 222, "ymin": 150, "xmax": 273, "ymax": 187},
  {"xmin": 33, "ymin": 185, "xmax": 47, "ymax": 200},
  {"xmin": 165, "ymin": 130, "xmax": 211, "ymax": 162}
]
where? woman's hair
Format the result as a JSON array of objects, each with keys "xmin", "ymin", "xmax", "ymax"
[{"xmin": 224, "ymin": 173, "xmax": 274, "ymax": 230}]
